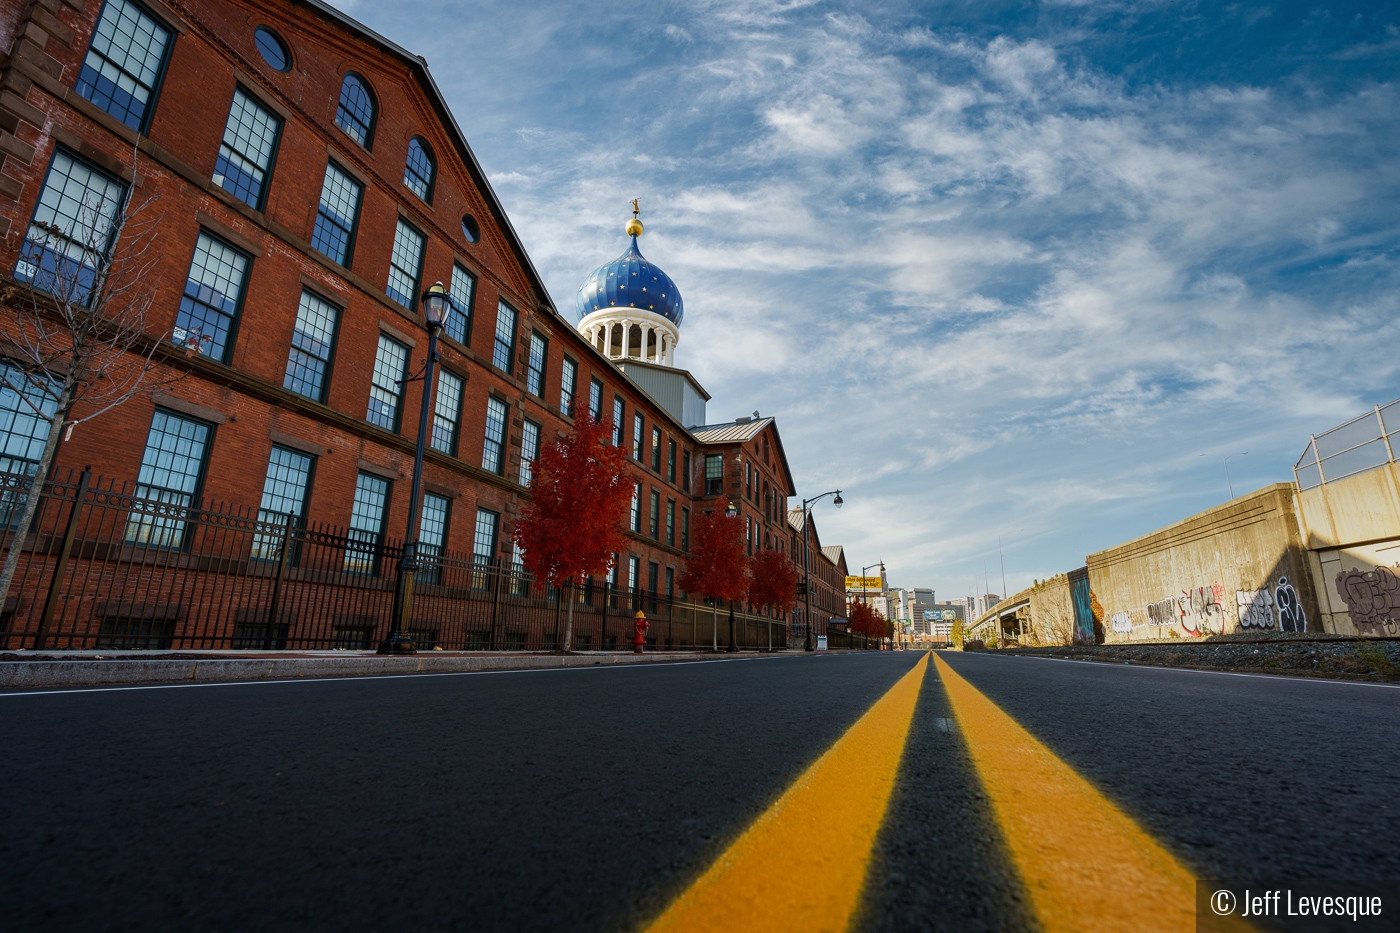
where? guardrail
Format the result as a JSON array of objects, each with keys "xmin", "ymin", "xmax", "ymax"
[
  {"xmin": 1295, "ymin": 399, "xmax": 1400, "ymax": 491},
  {"xmin": 0, "ymin": 468, "xmax": 787, "ymax": 652}
]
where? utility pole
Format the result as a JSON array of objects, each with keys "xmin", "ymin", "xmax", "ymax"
[{"xmin": 998, "ymin": 535, "xmax": 1007, "ymax": 605}]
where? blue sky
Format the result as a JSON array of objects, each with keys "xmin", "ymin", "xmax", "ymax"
[{"xmin": 332, "ymin": 0, "xmax": 1400, "ymax": 603}]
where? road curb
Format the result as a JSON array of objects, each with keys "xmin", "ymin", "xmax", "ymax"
[{"xmin": 0, "ymin": 651, "xmax": 783, "ymax": 689}]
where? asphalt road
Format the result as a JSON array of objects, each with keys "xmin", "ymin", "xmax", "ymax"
[{"xmin": 2, "ymin": 651, "xmax": 1397, "ymax": 931}]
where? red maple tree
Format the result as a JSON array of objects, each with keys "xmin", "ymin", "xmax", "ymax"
[
  {"xmin": 512, "ymin": 405, "xmax": 633, "ymax": 650},
  {"xmin": 677, "ymin": 497, "xmax": 750, "ymax": 649},
  {"xmin": 747, "ymin": 547, "xmax": 798, "ymax": 616},
  {"xmin": 849, "ymin": 599, "xmax": 887, "ymax": 646}
]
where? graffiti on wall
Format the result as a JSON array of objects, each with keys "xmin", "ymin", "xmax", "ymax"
[
  {"xmin": 1069, "ymin": 570, "xmax": 1096, "ymax": 645},
  {"xmin": 1116, "ymin": 577, "xmax": 1306, "ymax": 637},
  {"xmin": 1178, "ymin": 583, "xmax": 1225, "ymax": 635},
  {"xmin": 1236, "ymin": 589, "xmax": 1276, "ymax": 629},
  {"xmin": 1275, "ymin": 576, "xmax": 1307, "ymax": 633},
  {"xmin": 1335, "ymin": 565, "xmax": 1400, "ymax": 635},
  {"xmin": 1146, "ymin": 597, "xmax": 1177, "ymax": 628}
]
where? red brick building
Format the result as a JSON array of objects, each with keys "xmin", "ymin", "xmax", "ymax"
[
  {"xmin": 786, "ymin": 508, "xmax": 848, "ymax": 638},
  {"xmin": 0, "ymin": 0, "xmax": 836, "ymax": 647}
]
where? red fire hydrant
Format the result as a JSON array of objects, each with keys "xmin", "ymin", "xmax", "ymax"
[{"xmin": 633, "ymin": 610, "xmax": 649, "ymax": 653}]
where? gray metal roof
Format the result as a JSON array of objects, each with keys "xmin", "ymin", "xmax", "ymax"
[
  {"xmin": 690, "ymin": 417, "xmax": 775, "ymax": 444},
  {"xmin": 821, "ymin": 545, "xmax": 844, "ymax": 563}
]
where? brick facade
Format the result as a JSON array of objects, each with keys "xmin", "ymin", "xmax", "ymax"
[{"xmin": 0, "ymin": 0, "xmax": 827, "ymax": 632}]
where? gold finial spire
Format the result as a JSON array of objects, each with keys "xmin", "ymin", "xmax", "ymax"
[{"xmin": 626, "ymin": 198, "xmax": 643, "ymax": 238}]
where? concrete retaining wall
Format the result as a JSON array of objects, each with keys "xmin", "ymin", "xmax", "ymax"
[
  {"xmin": 1296, "ymin": 463, "xmax": 1400, "ymax": 636},
  {"xmin": 1086, "ymin": 483, "xmax": 1320, "ymax": 642}
]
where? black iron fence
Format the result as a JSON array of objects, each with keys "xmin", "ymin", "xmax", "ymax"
[{"xmin": 0, "ymin": 468, "xmax": 789, "ymax": 652}]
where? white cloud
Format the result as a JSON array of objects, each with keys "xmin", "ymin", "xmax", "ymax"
[{"xmin": 330, "ymin": 0, "xmax": 1400, "ymax": 598}]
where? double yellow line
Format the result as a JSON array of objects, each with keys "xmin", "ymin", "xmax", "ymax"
[{"xmin": 646, "ymin": 652, "xmax": 1233, "ymax": 933}]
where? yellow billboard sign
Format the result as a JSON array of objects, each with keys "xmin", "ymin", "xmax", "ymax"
[{"xmin": 845, "ymin": 576, "xmax": 882, "ymax": 591}]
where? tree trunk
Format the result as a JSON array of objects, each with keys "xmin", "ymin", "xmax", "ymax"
[
  {"xmin": 0, "ymin": 393, "xmax": 70, "ymax": 616},
  {"xmin": 562, "ymin": 577, "xmax": 575, "ymax": 653}
]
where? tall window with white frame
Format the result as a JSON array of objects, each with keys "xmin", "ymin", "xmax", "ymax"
[
  {"xmin": 666, "ymin": 498, "xmax": 675, "ymax": 547},
  {"xmin": 632, "ymin": 413, "xmax": 644, "ymax": 461},
  {"xmin": 482, "ymin": 397, "xmax": 508, "ymax": 474},
  {"xmin": 367, "ymin": 334, "xmax": 409, "ymax": 432},
  {"xmin": 628, "ymin": 555, "xmax": 640, "ymax": 600},
  {"xmin": 417, "ymin": 492, "xmax": 449, "ymax": 586},
  {"xmin": 472, "ymin": 507, "xmax": 498, "ymax": 590},
  {"xmin": 509, "ymin": 540, "xmax": 530, "ymax": 597},
  {"xmin": 310, "ymin": 161, "xmax": 363, "ymax": 267},
  {"xmin": 649, "ymin": 489, "xmax": 660, "ymax": 539},
  {"xmin": 385, "ymin": 219, "xmax": 425, "ymax": 308},
  {"xmin": 668, "ymin": 439, "xmax": 676, "ymax": 483},
  {"xmin": 651, "ymin": 427, "xmax": 662, "ymax": 472},
  {"xmin": 492, "ymin": 301, "xmax": 517, "ymax": 373},
  {"xmin": 560, "ymin": 357, "xmax": 577, "ymax": 417},
  {"xmin": 525, "ymin": 332, "xmax": 547, "ymax": 397},
  {"xmin": 15, "ymin": 149, "xmax": 125, "ymax": 304},
  {"xmin": 0, "ymin": 362, "xmax": 57, "ymax": 527},
  {"xmin": 520, "ymin": 419, "xmax": 540, "ymax": 486},
  {"xmin": 125, "ymin": 410, "xmax": 213, "ymax": 548},
  {"xmin": 213, "ymin": 88, "xmax": 281, "ymax": 210},
  {"xmin": 173, "ymin": 231, "xmax": 250, "ymax": 363},
  {"xmin": 344, "ymin": 472, "xmax": 390, "ymax": 575},
  {"xmin": 446, "ymin": 263, "xmax": 475, "ymax": 346},
  {"xmin": 284, "ymin": 290, "xmax": 339, "ymax": 402},
  {"xmin": 612, "ymin": 397, "xmax": 624, "ymax": 447},
  {"xmin": 75, "ymin": 0, "xmax": 172, "ymax": 132},
  {"xmin": 430, "ymin": 369, "xmax": 463, "ymax": 456},
  {"xmin": 252, "ymin": 445, "xmax": 313, "ymax": 560},
  {"xmin": 705, "ymin": 454, "xmax": 723, "ymax": 495},
  {"xmin": 630, "ymin": 481, "xmax": 641, "ymax": 532}
]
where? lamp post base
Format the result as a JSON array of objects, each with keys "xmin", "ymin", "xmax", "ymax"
[{"xmin": 376, "ymin": 631, "xmax": 417, "ymax": 654}]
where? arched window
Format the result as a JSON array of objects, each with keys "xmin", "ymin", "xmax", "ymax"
[
  {"xmin": 403, "ymin": 137, "xmax": 435, "ymax": 202},
  {"xmin": 335, "ymin": 73, "xmax": 376, "ymax": 148}
]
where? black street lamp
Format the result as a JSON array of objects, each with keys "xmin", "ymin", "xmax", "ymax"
[
  {"xmin": 799, "ymin": 489, "xmax": 843, "ymax": 651},
  {"xmin": 862, "ymin": 560, "xmax": 885, "ymax": 650},
  {"xmin": 725, "ymin": 498, "xmax": 739, "ymax": 652},
  {"xmin": 378, "ymin": 281, "xmax": 452, "ymax": 655}
]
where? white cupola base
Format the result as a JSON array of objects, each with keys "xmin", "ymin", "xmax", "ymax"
[{"xmin": 577, "ymin": 307, "xmax": 680, "ymax": 367}]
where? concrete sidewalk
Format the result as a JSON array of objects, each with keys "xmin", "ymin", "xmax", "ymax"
[{"xmin": 0, "ymin": 650, "xmax": 790, "ymax": 689}]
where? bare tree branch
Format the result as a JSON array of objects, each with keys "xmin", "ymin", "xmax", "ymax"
[{"xmin": 0, "ymin": 134, "xmax": 181, "ymax": 609}]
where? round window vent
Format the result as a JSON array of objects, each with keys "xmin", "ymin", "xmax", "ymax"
[
  {"xmin": 255, "ymin": 27, "xmax": 290, "ymax": 72},
  {"xmin": 462, "ymin": 214, "xmax": 481, "ymax": 244}
]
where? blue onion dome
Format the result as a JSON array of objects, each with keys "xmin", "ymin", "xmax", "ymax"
[{"xmin": 574, "ymin": 220, "xmax": 684, "ymax": 325}]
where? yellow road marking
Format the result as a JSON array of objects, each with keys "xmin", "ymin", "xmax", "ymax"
[
  {"xmin": 646, "ymin": 652, "xmax": 930, "ymax": 933},
  {"xmin": 933, "ymin": 653, "xmax": 1253, "ymax": 933}
]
